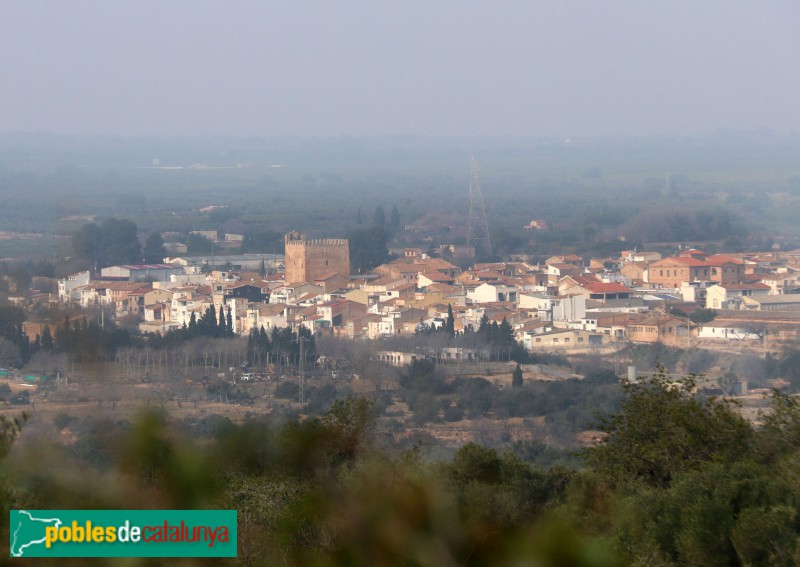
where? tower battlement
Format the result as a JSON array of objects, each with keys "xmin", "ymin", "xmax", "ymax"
[{"xmin": 286, "ymin": 238, "xmax": 348, "ymax": 247}]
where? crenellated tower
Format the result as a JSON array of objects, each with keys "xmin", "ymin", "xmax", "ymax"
[{"xmin": 284, "ymin": 231, "xmax": 350, "ymax": 284}]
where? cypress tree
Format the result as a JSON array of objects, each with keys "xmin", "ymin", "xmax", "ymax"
[
  {"xmin": 218, "ymin": 305, "xmax": 226, "ymax": 337},
  {"xmin": 41, "ymin": 324, "xmax": 54, "ymax": 350},
  {"xmin": 446, "ymin": 304, "xmax": 455, "ymax": 338},
  {"xmin": 512, "ymin": 363, "xmax": 523, "ymax": 388},
  {"xmin": 188, "ymin": 311, "xmax": 198, "ymax": 336},
  {"xmin": 259, "ymin": 326, "xmax": 270, "ymax": 363}
]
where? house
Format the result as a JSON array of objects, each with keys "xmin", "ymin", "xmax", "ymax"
[
  {"xmin": 547, "ymin": 263, "xmax": 581, "ymax": 284},
  {"xmin": 370, "ymin": 308, "xmax": 427, "ymax": 338},
  {"xmin": 190, "ymin": 229, "xmax": 218, "ymax": 241},
  {"xmin": 525, "ymin": 328, "xmax": 606, "ymax": 349},
  {"xmin": 742, "ymin": 295, "xmax": 800, "ymax": 311},
  {"xmin": 705, "ymin": 284, "xmax": 771, "ymax": 310},
  {"xmin": 346, "ymin": 313, "xmax": 382, "ymax": 339},
  {"xmin": 625, "ymin": 316, "xmax": 691, "ymax": 346},
  {"xmin": 58, "ymin": 271, "xmax": 91, "ymax": 303},
  {"xmin": 621, "ymin": 250, "xmax": 662, "ymax": 263},
  {"xmin": 313, "ymin": 272, "xmax": 350, "ymax": 292},
  {"xmin": 315, "ymin": 300, "xmax": 368, "ymax": 330},
  {"xmin": 524, "ymin": 219, "xmax": 549, "ymax": 231},
  {"xmin": 269, "ymin": 283, "xmax": 324, "ymax": 305},
  {"xmin": 647, "ymin": 257, "xmax": 712, "ymax": 289},
  {"xmin": 225, "ymin": 283, "xmax": 268, "ymax": 304},
  {"xmin": 705, "ymin": 255, "xmax": 746, "ymax": 286},
  {"xmin": 170, "ymin": 290, "xmax": 212, "ymax": 327},
  {"xmin": 468, "ymin": 282, "xmax": 518, "ymax": 304},
  {"xmin": 244, "ymin": 303, "xmax": 288, "ymax": 334},
  {"xmin": 417, "ymin": 271, "xmax": 457, "ymax": 288},
  {"xmin": 697, "ymin": 323, "xmax": 762, "ymax": 341},
  {"xmin": 760, "ymin": 272, "xmax": 800, "ymax": 295},
  {"xmin": 546, "ymin": 254, "xmax": 583, "ymax": 267},
  {"xmin": 620, "ymin": 261, "xmax": 649, "ymax": 286},
  {"xmin": 100, "ymin": 264, "xmax": 184, "ymax": 282}
]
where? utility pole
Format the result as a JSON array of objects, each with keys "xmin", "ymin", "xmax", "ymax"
[{"xmin": 299, "ymin": 335, "xmax": 306, "ymax": 405}]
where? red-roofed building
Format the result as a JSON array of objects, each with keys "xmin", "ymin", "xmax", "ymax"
[{"xmin": 647, "ymin": 257, "xmax": 713, "ymax": 289}]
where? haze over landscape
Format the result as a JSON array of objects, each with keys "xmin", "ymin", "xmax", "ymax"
[{"xmin": 2, "ymin": 1, "xmax": 799, "ymax": 139}]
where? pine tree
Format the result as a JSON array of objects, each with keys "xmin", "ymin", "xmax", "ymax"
[
  {"xmin": 498, "ymin": 317, "xmax": 517, "ymax": 361},
  {"xmin": 227, "ymin": 308, "xmax": 234, "ymax": 337},
  {"xmin": 478, "ymin": 313, "xmax": 490, "ymax": 335},
  {"xmin": 389, "ymin": 205, "xmax": 400, "ymax": 229}
]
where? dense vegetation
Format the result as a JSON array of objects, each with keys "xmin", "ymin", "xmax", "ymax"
[{"xmin": 3, "ymin": 372, "xmax": 800, "ymax": 565}]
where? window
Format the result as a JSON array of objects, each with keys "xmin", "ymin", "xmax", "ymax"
[{"xmin": 578, "ymin": 337, "xmax": 584, "ymax": 342}]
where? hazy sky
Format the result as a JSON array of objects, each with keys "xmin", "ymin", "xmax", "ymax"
[{"xmin": 2, "ymin": 1, "xmax": 798, "ymax": 138}]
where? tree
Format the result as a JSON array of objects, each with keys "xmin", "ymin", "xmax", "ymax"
[
  {"xmin": 72, "ymin": 218, "xmax": 141, "ymax": 266},
  {"xmin": 512, "ymin": 364, "xmax": 523, "ymax": 388},
  {"xmin": 187, "ymin": 233, "xmax": 214, "ymax": 254},
  {"xmin": 242, "ymin": 230, "xmax": 283, "ymax": 254},
  {"xmin": 71, "ymin": 222, "xmax": 104, "ymax": 265},
  {"xmin": 478, "ymin": 313, "xmax": 490, "ymax": 334},
  {"xmin": 218, "ymin": 305, "xmax": 227, "ymax": 337},
  {"xmin": 445, "ymin": 304, "xmax": 455, "ymax": 338},
  {"xmin": 143, "ymin": 233, "xmax": 166, "ymax": 263},
  {"xmin": 7, "ymin": 267, "xmax": 31, "ymax": 293},
  {"xmin": 690, "ymin": 308, "xmax": 717, "ymax": 324},
  {"xmin": 101, "ymin": 218, "xmax": 141, "ymax": 265},
  {"xmin": 320, "ymin": 397, "xmax": 376, "ymax": 466},
  {"xmin": 0, "ymin": 337, "xmax": 21, "ymax": 368},
  {"xmin": 372, "ymin": 205, "xmax": 386, "ymax": 226},
  {"xmin": 389, "ymin": 205, "xmax": 400, "ymax": 232},
  {"xmin": 199, "ymin": 305, "xmax": 217, "ymax": 337},
  {"xmin": 346, "ymin": 225, "xmax": 390, "ymax": 274},
  {"xmin": 188, "ymin": 312, "xmax": 198, "ymax": 337},
  {"xmin": 40, "ymin": 325, "xmax": 53, "ymax": 351},
  {"xmin": 584, "ymin": 370, "xmax": 752, "ymax": 488}
]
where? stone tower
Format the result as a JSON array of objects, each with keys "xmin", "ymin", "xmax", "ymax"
[{"xmin": 284, "ymin": 231, "xmax": 350, "ymax": 284}]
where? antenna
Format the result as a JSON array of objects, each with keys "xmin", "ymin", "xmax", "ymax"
[{"xmin": 467, "ymin": 157, "xmax": 492, "ymax": 257}]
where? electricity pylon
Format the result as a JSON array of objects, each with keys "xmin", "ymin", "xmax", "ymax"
[{"xmin": 467, "ymin": 157, "xmax": 492, "ymax": 257}]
